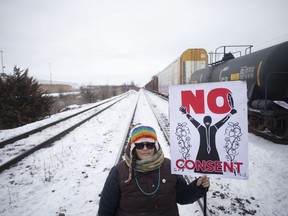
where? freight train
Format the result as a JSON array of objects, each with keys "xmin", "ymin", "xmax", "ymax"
[
  {"xmin": 145, "ymin": 41, "xmax": 288, "ymax": 144},
  {"xmin": 145, "ymin": 49, "xmax": 209, "ymax": 96}
]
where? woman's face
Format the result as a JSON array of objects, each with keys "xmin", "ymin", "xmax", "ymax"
[{"xmin": 135, "ymin": 143, "xmax": 155, "ymax": 160}]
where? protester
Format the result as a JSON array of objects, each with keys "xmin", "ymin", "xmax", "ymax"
[{"xmin": 98, "ymin": 124, "xmax": 210, "ymax": 216}]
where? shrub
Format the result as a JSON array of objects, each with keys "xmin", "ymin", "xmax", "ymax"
[{"xmin": 0, "ymin": 66, "xmax": 54, "ymax": 129}]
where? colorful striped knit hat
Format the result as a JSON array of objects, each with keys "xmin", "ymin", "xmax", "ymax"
[{"xmin": 130, "ymin": 125, "xmax": 159, "ymax": 150}]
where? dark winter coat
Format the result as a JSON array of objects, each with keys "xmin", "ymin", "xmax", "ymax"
[{"xmin": 98, "ymin": 158, "xmax": 207, "ymax": 216}]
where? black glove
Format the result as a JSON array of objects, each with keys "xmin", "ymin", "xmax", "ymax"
[{"xmin": 179, "ymin": 106, "xmax": 187, "ymax": 114}]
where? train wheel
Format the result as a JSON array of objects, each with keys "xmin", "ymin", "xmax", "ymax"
[{"xmin": 272, "ymin": 118, "xmax": 288, "ymax": 140}]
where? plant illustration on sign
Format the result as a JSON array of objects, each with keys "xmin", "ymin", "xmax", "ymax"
[
  {"xmin": 224, "ymin": 122, "xmax": 242, "ymax": 175},
  {"xmin": 175, "ymin": 122, "xmax": 191, "ymax": 161}
]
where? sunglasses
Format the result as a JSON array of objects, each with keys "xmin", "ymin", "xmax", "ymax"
[{"xmin": 135, "ymin": 142, "xmax": 155, "ymax": 150}]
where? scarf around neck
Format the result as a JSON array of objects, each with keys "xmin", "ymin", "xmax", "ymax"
[{"xmin": 125, "ymin": 148, "xmax": 164, "ymax": 173}]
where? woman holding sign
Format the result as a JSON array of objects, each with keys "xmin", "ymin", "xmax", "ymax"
[{"xmin": 98, "ymin": 124, "xmax": 210, "ymax": 216}]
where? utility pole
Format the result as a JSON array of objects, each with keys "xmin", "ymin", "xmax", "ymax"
[
  {"xmin": 49, "ymin": 63, "xmax": 52, "ymax": 84},
  {"xmin": 0, "ymin": 50, "xmax": 4, "ymax": 74}
]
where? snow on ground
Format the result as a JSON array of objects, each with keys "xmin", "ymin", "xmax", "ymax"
[{"xmin": 0, "ymin": 90, "xmax": 287, "ymax": 216}]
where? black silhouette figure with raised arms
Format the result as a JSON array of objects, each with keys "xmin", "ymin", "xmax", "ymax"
[{"xmin": 179, "ymin": 106, "xmax": 237, "ymax": 174}]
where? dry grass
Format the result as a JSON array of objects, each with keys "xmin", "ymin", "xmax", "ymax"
[
  {"xmin": 43, "ymin": 84, "xmax": 140, "ymax": 115},
  {"xmin": 40, "ymin": 84, "xmax": 75, "ymax": 93}
]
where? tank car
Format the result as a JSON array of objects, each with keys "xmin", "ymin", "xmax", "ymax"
[
  {"xmin": 157, "ymin": 49, "xmax": 208, "ymax": 96},
  {"xmin": 190, "ymin": 41, "xmax": 288, "ymax": 144}
]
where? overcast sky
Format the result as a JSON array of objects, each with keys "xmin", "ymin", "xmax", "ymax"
[{"xmin": 1, "ymin": 0, "xmax": 288, "ymax": 87}]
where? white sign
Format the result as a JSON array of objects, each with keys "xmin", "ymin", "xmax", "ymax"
[{"xmin": 169, "ymin": 81, "xmax": 248, "ymax": 179}]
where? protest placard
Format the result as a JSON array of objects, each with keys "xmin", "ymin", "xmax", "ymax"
[{"xmin": 169, "ymin": 81, "xmax": 248, "ymax": 179}]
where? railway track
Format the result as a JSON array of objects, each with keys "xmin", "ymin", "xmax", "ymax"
[
  {"xmin": 144, "ymin": 90, "xmax": 212, "ymax": 216},
  {"xmin": 0, "ymin": 93, "xmax": 128, "ymax": 148},
  {"xmin": 0, "ymin": 92, "xmax": 131, "ymax": 173}
]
